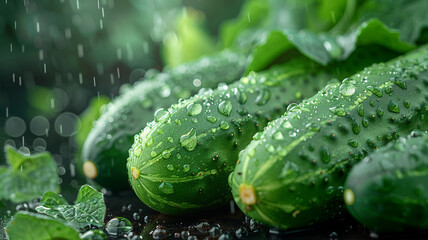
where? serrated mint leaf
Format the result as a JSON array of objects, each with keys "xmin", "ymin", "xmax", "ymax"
[
  {"xmin": 0, "ymin": 146, "xmax": 59, "ymax": 203},
  {"xmin": 36, "ymin": 185, "xmax": 106, "ymax": 230},
  {"xmin": 5, "ymin": 211, "xmax": 81, "ymax": 240}
]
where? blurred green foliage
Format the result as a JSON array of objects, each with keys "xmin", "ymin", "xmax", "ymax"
[{"xmin": 162, "ymin": 8, "xmax": 217, "ymax": 67}]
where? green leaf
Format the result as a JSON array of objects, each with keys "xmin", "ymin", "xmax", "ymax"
[
  {"xmin": 36, "ymin": 185, "xmax": 106, "ymax": 230},
  {"xmin": 0, "ymin": 146, "xmax": 59, "ymax": 203},
  {"xmin": 247, "ymin": 19, "xmax": 415, "ymax": 73},
  {"xmin": 246, "ymin": 29, "xmax": 342, "ymax": 72},
  {"xmin": 358, "ymin": 0, "xmax": 428, "ymax": 43},
  {"xmin": 221, "ymin": 0, "xmax": 349, "ymax": 50},
  {"xmin": 162, "ymin": 8, "xmax": 217, "ymax": 67},
  {"xmin": 5, "ymin": 211, "xmax": 81, "ymax": 240},
  {"xmin": 220, "ymin": 0, "xmax": 269, "ymax": 48},
  {"xmin": 75, "ymin": 96, "xmax": 110, "ymax": 150},
  {"xmin": 337, "ymin": 19, "xmax": 415, "ymax": 60}
]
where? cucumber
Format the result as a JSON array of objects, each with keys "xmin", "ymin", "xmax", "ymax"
[
  {"xmin": 125, "ymin": 46, "xmax": 396, "ymax": 214},
  {"xmin": 344, "ymin": 132, "xmax": 428, "ymax": 232},
  {"xmin": 81, "ymin": 49, "xmax": 247, "ymax": 191},
  {"xmin": 230, "ymin": 45, "xmax": 428, "ymax": 230}
]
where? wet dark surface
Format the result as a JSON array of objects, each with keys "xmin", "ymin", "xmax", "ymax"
[{"xmin": 103, "ymin": 190, "xmax": 428, "ymax": 240}]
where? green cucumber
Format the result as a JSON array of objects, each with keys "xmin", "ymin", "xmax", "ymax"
[
  {"xmin": 81, "ymin": 49, "xmax": 247, "ymax": 191},
  {"xmin": 230, "ymin": 45, "xmax": 428, "ymax": 230},
  {"xmin": 125, "ymin": 46, "xmax": 397, "ymax": 214},
  {"xmin": 344, "ymin": 132, "xmax": 428, "ymax": 232},
  {"xmin": 126, "ymin": 60, "xmax": 326, "ymax": 214}
]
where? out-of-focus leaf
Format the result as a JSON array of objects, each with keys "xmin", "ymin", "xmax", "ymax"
[
  {"xmin": 35, "ymin": 185, "xmax": 106, "ymax": 230},
  {"xmin": 75, "ymin": 96, "xmax": 110, "ymax": 150},
  {"xmin": 220, "ymin": 0, "xmax": 269, "ymax": 48},
  {"xmin": 313, "ymin": 0, "xmax": 348, "ymax": 31},
  {"xmin": 221, "ymin": 0, "xmax": 348, "ymax": 50},
  {"xmin": 27, "ymin": 86, "xmax": 55, "ymax": 116},
  {"xmin": 358, "ymin": 0, "xmax": 428, "ymax": 43},
  {"xmin": 0, "ymin": 146, "xmax": 59, "ymax": 203},
  {"xmin": 5, "ymin": 211, "xmax": 81, "ymax": 240},
  {"xmin": 162, "ymin": 8, "xmax": 217, "ymax": 67}
]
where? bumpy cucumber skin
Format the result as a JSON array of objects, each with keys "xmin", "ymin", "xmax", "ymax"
[
  {"xmin": 126, "ymin": 53, "xmax": 380, "ymax": 215},
  {"xmin": 230, "ymin": 45, "xmax": 428, "ymax": 230},
  {"xmin": 345, "ymin": 133, "xmax": 428, "ymax": 232},
  {"xmin": 81, "ymin": 50, "xmax": 247, "ymax": 191}
]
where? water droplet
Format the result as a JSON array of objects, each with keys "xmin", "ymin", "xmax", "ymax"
[
  {"xmin": 145, "ymin": 137, "xmax": 154, "ymax": 147},
  {"xmin": 218, "ymin": 100, "xmax": 232, "ymax": 116},
  {"xmin": 183, "ymin": 164, "xmax": 190, "ymax": 172},
  {"xmin": 154, "ymin": 108, "xmax": 168, "ymax": 122},
  {"xmin": 287, "ymin": 103, "xmax": 297, "ymax": 111},
  {"xmin": 105, "ymin": 217, "xmax": 132, "ymax": 236},
  {"xmin": 403, "ymin": 100, "xmax": 410, "ymax": 109},
  {"xmin": 133, "ymin": 145, "xmax": 142, "ymax": 157},
  {"xmin": 234, "ymin": 88, "xmax": 247, "ymax": 104},
  {"xmin": 366, "ymin": 86, "xmax": 383, "ymax": 97},
  {"xmin": 162, "ymin": 150, "xmax": 171, "ymax": 159},
  {"xmin": 273, "ymin": 131, "xmax": 284, "ymax": 140},
  {"xmin": 394, "ymin": 79, "xmax": 407, "ymax": 89},
  {"xmin": 133, "ymin": 213, "xmax": 140, "ymax": 221},
  {"xmin": 175, "ymin": 119, "xmax": 181, "ymax": 125},
  {"xmin": 180, "ymin": 128, "xmax": 197, "ymax": 151},
  {"xmin": 352, "ymin": 121, "xmax": 360, "ymax": 134},
  {"xmin": 266, "ymin": 144, "xmax": 275, "ymax": 153},
  {"xmin": 376, "ymin": 107, "xmax": 384, "ymax": 117},
  {"xmin": 326, "ymin": 186, "xmax": 335, "ymax": 195},
  {"xmin": 282, "ymin": 121, "xmax": 293, "ymax": 129},
  {"xmin": 167, "ymin": 137, "xmax": 173, "ymax": 143},
  {"xmin": 305, "ymin": 123, "xmax": 320, "ymax": 132},
  {"xmin": 167, "ymin": 164, "xmax": 174, "ymax": 171},
  {"xmin": 348, "ymin": 139, "xmax": 358, "ymax": 148},
  {"xmin": 339, "ymin": 82, "xmax": 355, "ymax": 96},
  {"xmin": 362, "ymin": 118, "xmax": 369, "ymax": 128},
  {"xmin": 206, "ymin": 115, "xmax": 217, "ymax": 123},
  {"xmin": 220, "ymin": 121, "xmax": 230, "ymax": 130},
  {"xmin": 385, "ymin": 86, "xmax": 393, "ymax": 95},
  {"xmin": 255, "ymin": 88, "xmax": 271, "ymax": 105},
  {"xmin": 329, "ymin": 106, "xmax": 346, "ymax": 116},
  {"xmin": 151, "ymin": 151, "xmax": 157, "ymax": 157},
  {"xmin": 253, "ymin": 132, "xmax": 262, "ymax": 140},
  {"xmin": 320, "ymin": 146, "xmax": 330, "ymax": 163},
  {"xmin": 366, "ymin": 139, "xmax": 375, "ymax": 148},
  {"xmin": 159, "ymin": 182, "xmax": 174, "ymax": 194},
  {"xmin": 357, "ymin": 104, "xmax": 364, "ymax": 117},
  {"xmin": 187, "ymin": 103, "xmax": 202, "ymax": 116},
  {"xmin": 388, "ymin": 100, "xmax": 400, "ymax": 113}
]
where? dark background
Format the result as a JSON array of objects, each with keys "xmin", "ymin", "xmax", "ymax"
[{"xmin": 0, "ymin": 0, "xmax": 244, "ymax": 191}]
